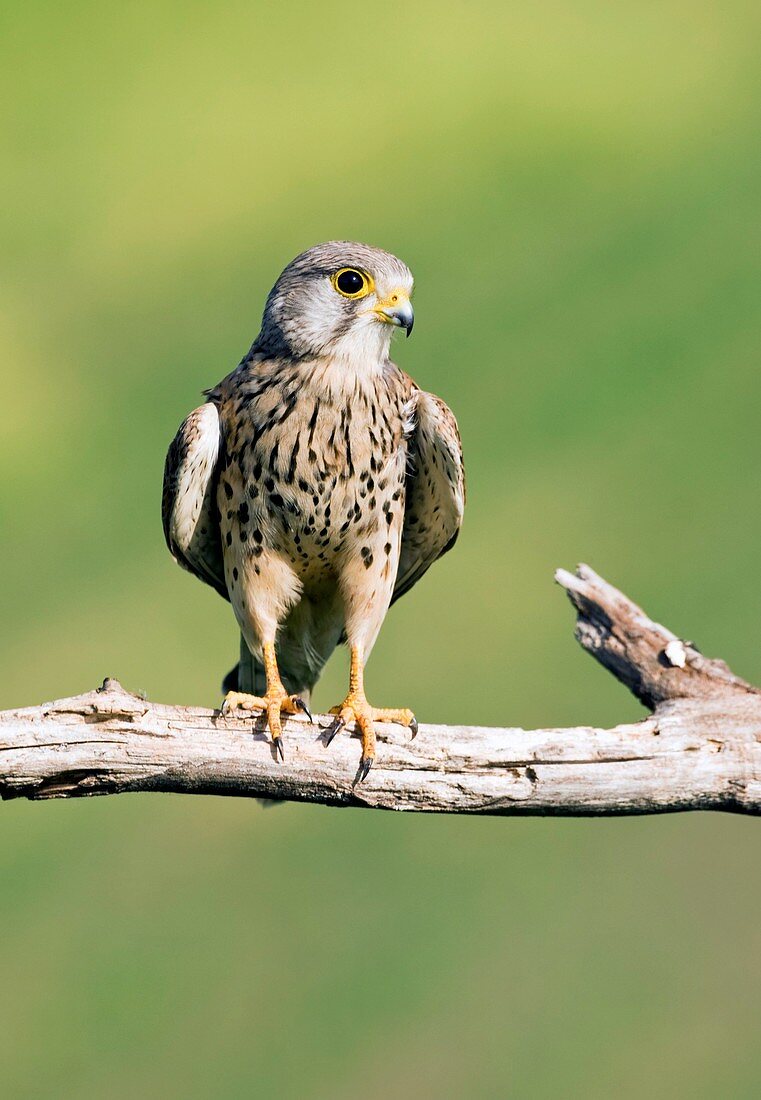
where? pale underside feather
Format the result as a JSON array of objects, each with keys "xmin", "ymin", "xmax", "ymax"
[{"xmin": 161, "ymin": 403, "xmax": 227, "ymax": 599}]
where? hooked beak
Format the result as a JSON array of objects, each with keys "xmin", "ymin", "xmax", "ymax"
[{"xmin": 372, "ymin": 290, "xmax": 414, "ymax": 337}]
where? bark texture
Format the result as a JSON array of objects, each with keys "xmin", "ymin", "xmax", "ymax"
[{"xmin": 2, "ymin": 565, "xmax": 759, "ymax": 814}]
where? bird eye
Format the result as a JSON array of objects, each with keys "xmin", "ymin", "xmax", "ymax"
[{"xmin": 332, "ymin": 268, "xmax": 372, "ymax": 299}]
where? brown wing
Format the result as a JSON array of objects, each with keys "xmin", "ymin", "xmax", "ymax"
[
  {"xmin": 392, "ymin": 389, "xmax": 465, "ymax": 606},
  {"xmin": 162, "ymin": 402, "xmax": 228, "ymax": 600}
]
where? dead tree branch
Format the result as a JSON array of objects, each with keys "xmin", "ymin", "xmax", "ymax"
[{"xmin": 2, "ymin": 565, "xmax": 760, "ymax": 814}]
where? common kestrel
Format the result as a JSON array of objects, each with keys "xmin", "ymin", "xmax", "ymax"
[{"xmin": 162, "ymin": 242, "xmax": 465, "ymax": 780}]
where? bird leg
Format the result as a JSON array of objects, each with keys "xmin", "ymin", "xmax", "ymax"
[
  {"xmin": 326, "ymin": 645, "xmax": 417, "ymax": 782},
  {"xmin": 221, "ymin": 642, "xmax": 312, "ymax": 760}
]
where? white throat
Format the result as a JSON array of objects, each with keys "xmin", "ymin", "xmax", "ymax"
[{"xmin": 327, "ymin": 315, "xmax": 395, "ymax": 369}]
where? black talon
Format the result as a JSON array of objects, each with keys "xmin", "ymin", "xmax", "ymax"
[
  {"xmin": 355, "ymin": 756, "xmax": 374, "ymax": 784},
  {"xmin": 274, "ymin": 736, "xmax": 285, "ymax": 761},
  {"xmin": 409, "ymin": 715, "xmax": 418, "ymax": 739},
  {"xmin": 294, "ymin": 697, "xmax": 314, "ymax": 723},
  {"xmin": 324, "ymin": 716, "xmax": 345, "ymax": 747}
]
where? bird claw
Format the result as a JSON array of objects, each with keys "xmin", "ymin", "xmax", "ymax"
[
  {"xmin": 354, "ymin": 756, "xmax": 374, "ymax": 785},
  {"xmin": 220, "ymin": 691, "xmax": 266, "ymax": 718},
  {"xmin": 409, "ymin": 714, "xmax": 418, "ymax": 739},
  {"xmin": 274, "ymin": 736, "xmax": 285, "ymax": 762},
  {"xmin": 324, "ymin": 716, "xmax": 345, "ymax": 747},
  {"xmin": 294, "ymin": 696, "xmax": 314, "ymax": 723}
]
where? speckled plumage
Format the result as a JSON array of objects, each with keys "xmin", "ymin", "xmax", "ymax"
[{"xmin": 162, "ymin": 242, "xmax": 464, "ymax": 774}]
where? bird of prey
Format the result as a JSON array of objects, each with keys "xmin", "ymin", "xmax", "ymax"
[{"xmin": 162, "ymin": 241, "xmax": 464, "ymax": 780}]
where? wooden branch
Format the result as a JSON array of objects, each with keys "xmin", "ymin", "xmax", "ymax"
[{"xmin": 2, "ymin": 565, "xmax": 760, "ymax": 814}]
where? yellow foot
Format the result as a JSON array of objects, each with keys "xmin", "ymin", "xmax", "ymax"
[
  {"xmin": 222, "ymin": 689, "xmax": 312, "ymax": 760},
  {"xmin": 325, "ymin": 692, "xmax": 417, "ymax": 783}
]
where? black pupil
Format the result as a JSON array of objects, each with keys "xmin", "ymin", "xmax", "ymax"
[{"xmin": 337, "ymin": 269, "xmax": 364, "ymax": 295}]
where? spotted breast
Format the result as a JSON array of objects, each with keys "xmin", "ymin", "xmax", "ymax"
[{"xmin": 208, "ymin": 352, "xmax": 414, "ymax": 690}]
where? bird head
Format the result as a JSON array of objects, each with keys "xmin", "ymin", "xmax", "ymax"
[{"xmin": 256, "ymin": 241, "xmax": 414, "ymax": 361}]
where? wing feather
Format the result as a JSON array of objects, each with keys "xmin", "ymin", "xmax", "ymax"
[
  {"xmin": 162, "ymin": 402, "xmax": 228, "ymax": 600},
  {"xmin": 392, "ymin": 389, "xmax": 465, "ymax": 605}
]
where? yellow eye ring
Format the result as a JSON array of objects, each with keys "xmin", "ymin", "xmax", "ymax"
[{"xmin": 331, "ymin": 267, "xmax": 374, "ymax": 299}]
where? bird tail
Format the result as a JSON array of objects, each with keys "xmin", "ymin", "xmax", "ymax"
[{"xmin": 221, "ymin": 634, "xmax": 312, "ymax": 706}]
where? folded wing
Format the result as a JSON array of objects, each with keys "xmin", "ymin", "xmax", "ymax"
[
  {"xmin": 392, "ymin": 389, "xmax": 465, "ymax": 605},
  {"xmin": 161, "ymin": 402, "xmax": 228, "ymax": 600}
]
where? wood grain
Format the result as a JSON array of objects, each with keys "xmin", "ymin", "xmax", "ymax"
[{"xmin": 2, "ymin": 566, "xmax": 759, "ymax": 814}]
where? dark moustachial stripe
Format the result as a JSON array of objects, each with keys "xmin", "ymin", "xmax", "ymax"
[
  {"xmin": 268, "ymin": 439, "xmax": 280, "ymax": 473},
  {"xmin": 286, "ymin": 436, "xmax": 300, "ymax": 483},
  {"xmin": 307, "ymin": 401, "xmax": 319, "ymax": 443},
  {"xmin": 343, "ymin": 420, "xmax": 354, "ymax": 477}
]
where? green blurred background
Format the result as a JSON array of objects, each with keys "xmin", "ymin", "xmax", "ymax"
[{"xmin": 2, "ymin": 1, "xmax": 761, "ymax": 1096}]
